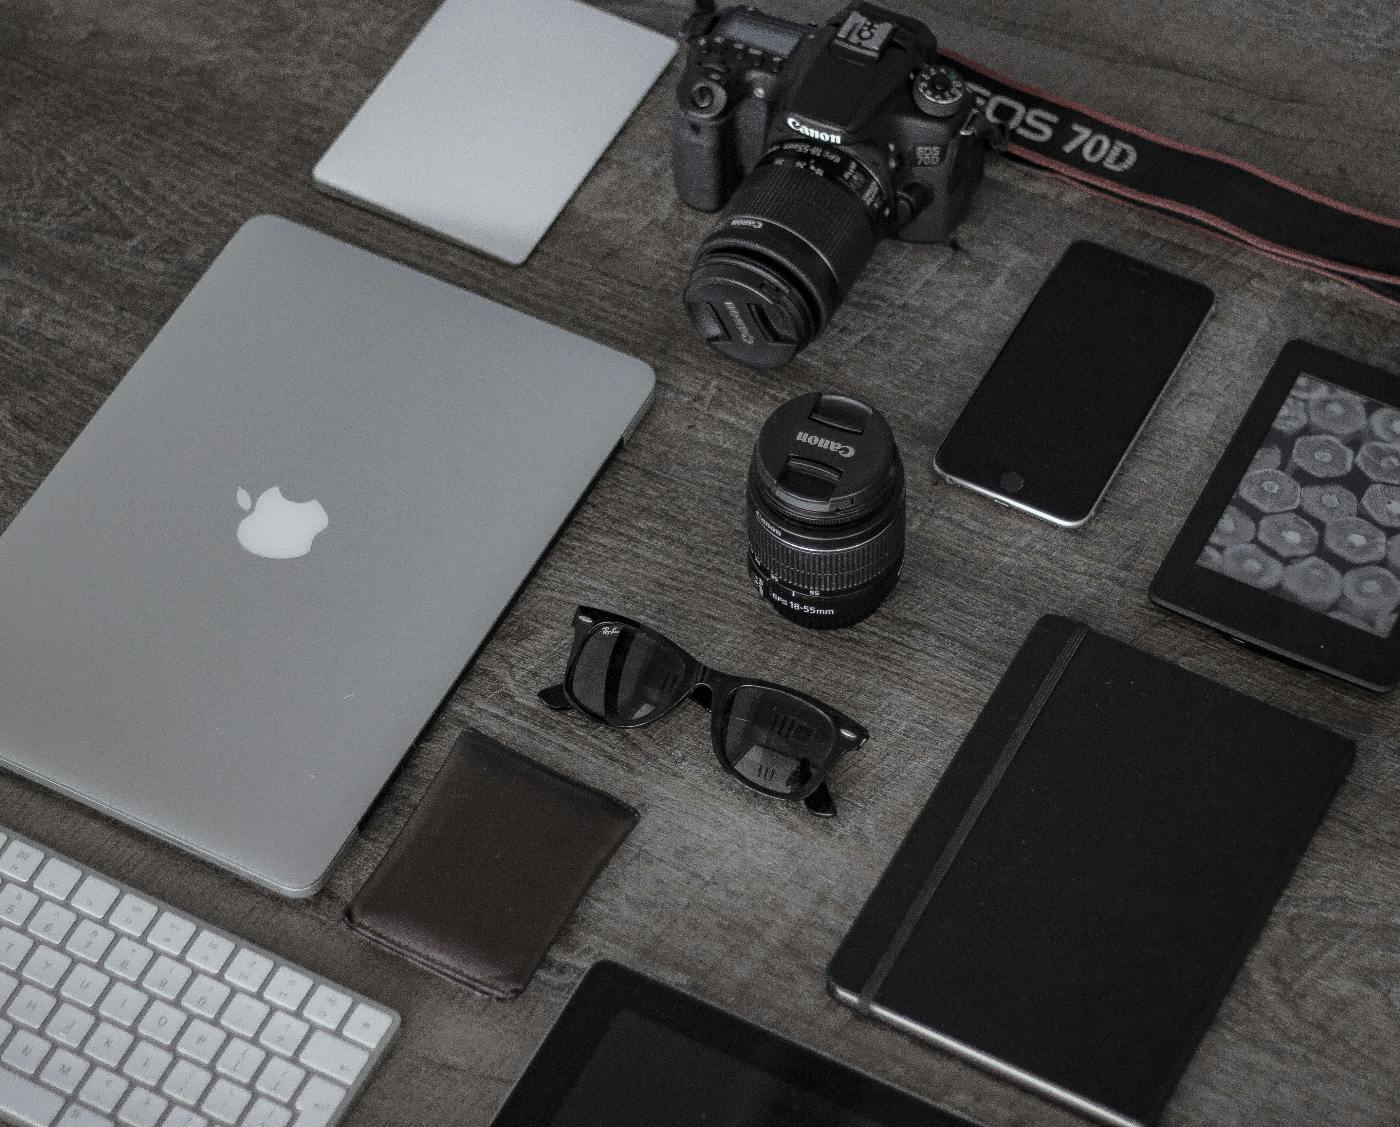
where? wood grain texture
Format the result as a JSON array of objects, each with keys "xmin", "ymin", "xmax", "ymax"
[{"xmin": 1, "ymin": 1, "xmax": 1398, "ymax": 1124}]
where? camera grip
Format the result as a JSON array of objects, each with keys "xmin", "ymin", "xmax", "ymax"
[{"xmin": 673, "ymin": 109, "xmax": 730, "ymax": 213}]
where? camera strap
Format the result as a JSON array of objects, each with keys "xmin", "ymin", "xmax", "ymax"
[{"xmin": 943, "ymin": 49, "xmax": 1400, "ymax": 310}]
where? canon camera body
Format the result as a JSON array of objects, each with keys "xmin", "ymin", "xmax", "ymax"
[{"xmin": 674, "ymin": 3, "xmax": 1003, "ymax": 367}]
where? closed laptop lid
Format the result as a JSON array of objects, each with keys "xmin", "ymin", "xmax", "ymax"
[
  {"xmin": 312, "ymin": 0, "xmax": 676, "ymax": 265},
  {"xmin": 0, "ymin": 215, "xmax": 654, "ymax": 896}
]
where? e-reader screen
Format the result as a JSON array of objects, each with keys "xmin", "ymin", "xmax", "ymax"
[{"xmin": 1196, "ymin": 372, "xmax": 1400, "ymax": 637}]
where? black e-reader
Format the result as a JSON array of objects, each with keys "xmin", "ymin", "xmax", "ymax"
[
  {"xmin": 488, "ymin": 962, "xmax": 979, "ymax": 1127},
  {"xmin": 1152, "ymin": 340, "xmax": 1400, "ymax": 690}
]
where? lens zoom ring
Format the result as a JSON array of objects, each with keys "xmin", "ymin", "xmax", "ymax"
[
  {"xmin": 721, "ymin": 161, "xmax": 880, "ymax": 298},
  {"xmin": 748, "ymin": 505, "xmax": 905, "ymax": 592}
]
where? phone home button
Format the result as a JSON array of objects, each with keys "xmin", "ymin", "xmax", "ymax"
[{"xmin": 1000, "ymin": 470, "xmax": 1025, "ymax": 494}]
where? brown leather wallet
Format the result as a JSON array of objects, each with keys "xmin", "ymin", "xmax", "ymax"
[{"xmin": 346, "ymin": 729, "xmax": 637, "ymax": 998}]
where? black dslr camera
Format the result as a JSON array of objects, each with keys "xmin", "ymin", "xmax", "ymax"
[{"xmin": 674, "ymin": 3, "xmax": 1003, "ymax": 367}]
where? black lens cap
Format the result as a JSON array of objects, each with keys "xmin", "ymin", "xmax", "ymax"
[
  {"xmin": 684, "ymin": 254, "xmax": 815, "ymax": 370},
  {"xmin": 751, "ymin": 393, "xmax": 900, "ymax": 523}
]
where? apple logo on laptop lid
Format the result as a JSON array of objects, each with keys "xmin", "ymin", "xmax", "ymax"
[{"xmin": 236, "ymin": 486, "xmax": 329, "ymax": 560}]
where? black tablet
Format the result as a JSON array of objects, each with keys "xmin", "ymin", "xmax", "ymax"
[
  {"xmin": 488, "ymin": 962, "xmax": 978, "ymax": 1127},
  {"xmin": 1151, "ymin": 340, "xmax": 1400, "ymax": 691}
]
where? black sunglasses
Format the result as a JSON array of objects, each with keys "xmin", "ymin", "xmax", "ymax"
[{"xmin": 538, "ymin": 607, "xmax": 869, "ymax": 817}]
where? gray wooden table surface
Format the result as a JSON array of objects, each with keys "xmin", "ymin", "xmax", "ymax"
[{"xmin": 2, "ymin": 1, "xmax": 1398, "ymax": 1124}]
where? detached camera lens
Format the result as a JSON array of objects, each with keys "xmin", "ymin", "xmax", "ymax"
[{"xmin": 746, "ymin": 392, "xmax": 905, "ymax": 629}]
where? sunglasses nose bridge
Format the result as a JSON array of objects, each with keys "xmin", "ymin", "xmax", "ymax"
[{"xmin": 687, "ymin": 682, "xmax": 714, "ymax": 710}]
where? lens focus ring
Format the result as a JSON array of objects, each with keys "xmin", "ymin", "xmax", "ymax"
[
  {"xmin": 747, "ymin": 488, "xmax": 906, "ymax": 593},
  {"xmin": 713, "ymin": 156, "xmax": 882, "ymax": 311}
]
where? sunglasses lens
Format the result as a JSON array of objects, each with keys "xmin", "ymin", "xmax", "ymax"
[
  {"xmin": 569, "ymin": 623, "xmax": 689, "ymax": 725},
  {"xmin": 720, "ymin": 686, "xmax": 836, "ymax": 797}
]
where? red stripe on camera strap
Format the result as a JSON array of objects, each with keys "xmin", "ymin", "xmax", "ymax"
[{"xmin": 941, "ymin": 48, "xmax": 1400, "ymax": 310}]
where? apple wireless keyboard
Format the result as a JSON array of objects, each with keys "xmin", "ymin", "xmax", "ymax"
[{"xmin": 0, "ymin": 825, "xmax": 398, "ymax": 1127}]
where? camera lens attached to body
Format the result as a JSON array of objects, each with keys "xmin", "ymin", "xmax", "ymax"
[
  {"xmin": 685, "ymin": 143, "xmax": 887, "ymax": 369},
  {"xmin": 747, "ymin": 392, "xmax": 905, "ymax": 628}
]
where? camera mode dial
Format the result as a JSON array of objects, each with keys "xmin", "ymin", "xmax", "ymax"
[
  {"xmin": 689, "ymin": 79, "xmax": 727, "ymax": 117},
  {"xmin": 913, "ymin": 65, "xmax": 967, "ymax": 117}
]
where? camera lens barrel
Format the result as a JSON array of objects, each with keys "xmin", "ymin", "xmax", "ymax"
[
  {"xmin": 746, "ymin": 392, "xmax": 905, "ymax": 629},
  {"xmin": 685, "ymin": 144, "xmax": 887, "ymax": 368}
]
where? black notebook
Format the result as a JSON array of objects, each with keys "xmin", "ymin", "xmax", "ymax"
[{"xmin": 827, "ymin": 616, "xmax": 1353, "ymax": 1127}]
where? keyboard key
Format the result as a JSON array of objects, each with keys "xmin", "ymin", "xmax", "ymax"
[
  {"xmin": 123, "ymin": 1039, "xmax": 174, "ymax": 1087},
  {"xmin": 40, "ymin": 1046, "xmax": 90, "ymax": 1094},
  {"xmin": 244, "ymin": 1097, "xmax": 293, "ymax": 1127},
  {"xmin": 0, "ymin": 883, "xmax": 40, "ymax": 927},
  {"xmin": 162, "ymin": 1058, "xmax": 213, "ymax": 1106},
  {"xmin": 220, "ymin": 992, "xmax": 268, "ymax": 1039},
  {"xmin": 262, "ymin": 966, "xmax": 313, "ymax": 1013},
  {"xmin": 117, "ymin": 1086, "xmax": 168, "ymax": 1127},
  {"xmin": 185, "ymin": 932, "xmax": 234, "ymax": 976},
  {"xmin": 137, "ymin": 999, "xmax": 186, "ymax": 1046},
  {"xmin": 294, "ymin": 1076, "xmax": 347, "ymax": 1125},
  {"xmin": 214, "ymin": 1037, "xmax": 265, "ymax": 1085},
  {"xmin": 60, "ymin": 964, "xmax": 110, "ymax": 1008},
  {"xmin": 299, "ymin": 1030, "xmax": 368, "ymax": 1086},
  {"xmin": 176, "ymin": 1019, "xmax": 225, "ymax": 1066},
  {"xmin": 110, "ymin": 895, "xmax": 158, "ymax": 938},
  {"xmin": 2, "ymin": 1027, "xmax": 51, "ymax": 1074},
  {"xmin": 223, "ymin": 950, "xmax": 273, "ymax": 995},
  {"xmin": 1, "ymin": 925, "xmax": 35, "ymax": 969},
  {"xmin": 162, "ymin": 1109, "xmax": 209, "ymax": 1127},
  {"xmin": 0, "ymin": 840, "xmax": 44, "ymax": 882},
  {"xmin": 255, "ymin": 1055, "xmax": 305, "ymax": 1102},
  {"xmin": 71, "ymin": 876, "xmax": 120, "ymax": 920},
  {"xmin": 342, "ymin": 1003, "xmax": 393, "ymax": 1049},
  {"xmin": 27, "ymin": 902, "xmax": 77, "ymax": 945},
  {"xmin": 8, "ymin": 983, "xmax": 57, "ymax": 1029},
  {"xmin": 85, "ymin": 1020, "xmax": 135, "ymax": 1067},
  {"xmin": 302, "ymin": 985, "xmax": 351, "ymax": 1031},
  {"xmin": 142, "ymin": 955, "xmax": 192, "ymax": 1001},
  {"xmin": 105, "ymin": 937, "xmax": 156, "ymax": 982},
  {"xmin": 259, "ymin": 1010, "xmax": 309, "ymax": 1057},
  {"xmin": 58, "ymin": 1107, "xmax": 115, "ymax": 1127},
  {"xmin": 45, "ymin": 1001, "xmax": 96, "ymax": 1048},
  {"xmin": 0, "ymin": 1063, "xmax": 65, "ymax": 1126},
  {"xmin": 65, "ymin": 920, "xmax": 116, "ymax": 964},
  {"xmin": 21, "ymin": 943, "xmax": 72, "ymax": 990},
  {"xmin": 147, "ymin": 912, "xmax": 197, "ymax": 957},
  {"xmin": 99, "ymin": 981, "xmax": 149, "ymax": 1027},
  {"xmin": 32, "ymin": 858, "xmax": 82, "ymax": 901},
  {"xmin": 200, "ymin": 1078, "xmax": 252, "ymax": 1125},
  {"xmin": 181, "ymin": 975, "xmax": 230, "ymax": 1020},
  {"xmin": 77, "ymin": 1065, "xmax": 129, "ymax": 1113},
  {"xmin": 0, "ymin": 969, "xmax": 18, "ymax": 1008}
]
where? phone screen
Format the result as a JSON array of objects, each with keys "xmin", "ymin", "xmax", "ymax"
[{"xmin": 935, "ymin": 242, "xmax": 1214, "ymax": 526}]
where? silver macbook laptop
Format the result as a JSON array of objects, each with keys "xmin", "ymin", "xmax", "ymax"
[
  {"xmin": 313, "ymin": 0, "xmax": 675, "ymax": 265},
  {"xmin": 0, "ymin": 215, "xmax": 654, "ymax": 896}
]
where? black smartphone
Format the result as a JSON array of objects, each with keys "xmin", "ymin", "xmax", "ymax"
[{"xmin": 935, "ymin": 241, "xmax": 1214, "ymax": 527}]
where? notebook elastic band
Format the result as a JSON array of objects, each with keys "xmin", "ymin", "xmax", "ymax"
[
  {"xmin": 944, "ymin": 50, "xmax": 1400, "ymax": 310},
  {"xmin": 856, "ymin": 623, "xmax": 1087, "ymax": 1013}
]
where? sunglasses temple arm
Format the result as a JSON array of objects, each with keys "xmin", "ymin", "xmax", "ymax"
[
  {"xmin": 803, "ymin": 782, "xmax": 837, "ymax": 818},
  {"xmin": 538, "ymin": 684, "xmax": 573, "ymax": 711}
]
